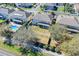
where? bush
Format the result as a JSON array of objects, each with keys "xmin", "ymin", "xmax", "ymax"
[
  {"xmin": 59, "ymin": 34, "xmax": 79, "ymax": 56},
  {"xmin": 19, "ymin": 47, "xmax": 43, "ymax": 56}
]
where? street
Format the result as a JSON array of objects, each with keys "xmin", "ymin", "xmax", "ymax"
[{"xmin": 0, "ymin": 49, "xmax": 14, "ymax": 56}]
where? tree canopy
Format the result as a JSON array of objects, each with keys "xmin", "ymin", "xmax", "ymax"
[
  {"xmin": 49, "ymin": 24, "xmax": 68, "ymax": 42},
  {"xmin": 59, "ymin": 34, "xmax": 79, "ymax": 56},
  {"xmin": 64, "ymin": 3, "xmax": 75, "ymax": 13}
]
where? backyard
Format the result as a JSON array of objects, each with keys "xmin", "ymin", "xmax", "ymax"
[{"xmin": 28, "ymin": 26, "xmax": 57, "ymax": 47}]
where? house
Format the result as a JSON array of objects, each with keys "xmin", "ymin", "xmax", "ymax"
[
  {"xmin": 0, "ymin": 8, "xmax": 9, "ymax": 23},
  {"xmin": 8, "ymin": 10, "xmax": 31, "ymax": 32},
  {"xmin": 44, "ymin": 3, "xmax": 64, "ymax": 12},
  {"xmin": 8, "ymin": 10, "xmax": 27, "ymax": 22},
  {"xmin": 15, "ymin": 3, "xmax": 33, "ymax": 8},
  {"xmin": 31, "ymin": 13, "xmax": 52, "ymax": 28},
  {"xmin": 56, "ymin": 15, "xmax": 79, "ymax": 33},
  {"xmin": 0, "ymin": 8, "xmax": 8, "ymax": 19}
]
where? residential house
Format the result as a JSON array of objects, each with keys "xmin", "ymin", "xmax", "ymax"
[
  {"xmin": 44, "ymin": 3, "xmax": 64, "ymax": 12},
  {"xmin": 32, "ymin": 13, "xmax": 52, "ymax": 28},
  {"xmin": 15, "ymin": 3, "xmax": 33, "ymax": 8},
  {"xmin": 0, "ymin": 8, "xmax": 8, "ymax": 19},
  {"xmin": 8, "ymin": 10, "xmax": 31, "ymax": 32},
  {"xmin": 8, "ymin": 10, "xmax": 28, "ymax": 22},
  {"xmin": 56, "ymin": 15, "xmax": 79, "ymax": 33}
]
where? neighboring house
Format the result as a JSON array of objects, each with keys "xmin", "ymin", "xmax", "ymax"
[
  {"xmin": 8, "ymin": 10, "xmax": 31, "ymax": 32},
  {"xmin": 44, "ymin": 3, "xmax": 64, "ymax": 11},
  {"xmin": 8, "ymin": 10, "xmax": 27, "ymax": 22},
  {"xmin": 15, "ymin": 3, "xmax": 33, "ymax": 8},
  {"xmin": 0, "ymin": 8, "xmax": 8, "ymax": 19},
  {"xmin": 56, "ymin": 15, "xmax": 79, "ymax": 33},
  {"xmin": 32, "ymin": 13, "xmax": 52, "ymax": 28}
]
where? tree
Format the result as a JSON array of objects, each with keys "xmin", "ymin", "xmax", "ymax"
[
  {"xmin": 12, "ymin": 26, "xmax": 31, "ymax": 46},
  {"xmin": 64, "ymin": 3, "xmax": 75, "ymax": 13},
  {"xmin": 48, "ymin": 24, "xmax": 70, "ymax": 48},
  {"xmin": 12, "ymin": 26, "xmax": 41, "ymax": 55},
  {"xmin": 1, "ymin": 30, "xmax": 13, "ymax": 46},
  {"xmin": 19, "ymin": 47, "xmax": 43, "ymax": 56},
  {"xmin": 59, "ymin": 34, "xmax": 79, "ymax": 56},
  {"xmin": 0, "ymin": 3, "xmax": 16, "ymax": 8},
  {"xmin": 12, "ymin": 25, "xmax": 38, "ymax": 47}
]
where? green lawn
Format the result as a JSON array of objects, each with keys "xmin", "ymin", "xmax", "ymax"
[
  {"xmin": 0, "ymin": 19, "xmax": 6, "ymax": 23},
  {"xmin": 57, "ymin": 6, "xmax": 64, "ymax": 12},
  {"xmin": 19, "ymin": 8, "xmax": 32, "ymax": 11},
  {"xmin": 0, "ymin": 40, "xmax": 21, "ymax": 55}
]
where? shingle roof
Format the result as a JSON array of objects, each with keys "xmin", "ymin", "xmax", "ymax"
[
  {"xmin": 15, "ymin": 3, "xmax": 33, "ymax": 7},
  {"xmin": 32, "ymin": 13, "xmax": 51, "ymax": 24},
  {"xmin": 56, "ymin": 15, "xmax": 79, "ymax": 27},
  {"xmin": 0, "ymin": 8, "xmax": 8, "ymax": 17},
  {"xmin": 9, "ymin": 10, "xmax": 27, "ymax": 21}
]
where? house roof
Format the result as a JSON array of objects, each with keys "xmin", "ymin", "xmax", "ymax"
[
  {"xmin": 44, "ymin": 3, "xmax": 57, "ymax": 10},
  {"xmin": 45, "ymin": 3, "xmax": 63, "ymax": 7},
  {"xmin": 0, "ymin": 8, "xmax": 8, "ymax": 17},
  {"xmin": 9, "ymin": 10, "xmax": 27, "ymax": 21},
  {"xmin": 56, "ymin": 15, "xmax": 79, "ymax": 27},
  {"xmin": 32, "ymin": 13, "xmax": 51, "ymax": 24},
  {"xmin": 8, "ymin": 9, "xmax": 15, "ymax": 14},
  {"xmin": 15, "ymin": 3, "xmax": 33, "ymax": 7}
]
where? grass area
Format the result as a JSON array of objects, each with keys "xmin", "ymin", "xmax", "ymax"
[
  {"xmin": 29, "ymin": 26, "xmax": 57, "ymax": 47},
  {"xmin": 29, "ymin": 26, "xmax": 50, "ymax": 44},
  {"xmin": 0, "ymin": 19, "xmax": 6, "ymax": 23},
  {"xmin": 0, "ymin": 40, "xmax": 49, "ymax": 56},
  {"xmin": 0, "ymin": 40, "xmax": 21, "ymax": 55},
  {"xmin": 19, "ymin": 8, "xmax": 32, "ymax": 10},
  {"xmin": 30, "ymin": 26, "xmax": 50, "ymax": 37},
  {"xmin": 57, "ymin": 6, "xmax": 64, "ymax": 12}
]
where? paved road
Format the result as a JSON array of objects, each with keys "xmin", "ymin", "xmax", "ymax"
[{"xmin": 0, "ymin": 49, "xmax": 14, "ymax": 56}]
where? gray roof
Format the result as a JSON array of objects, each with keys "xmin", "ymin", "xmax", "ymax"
[
  {"xmin": 32, "ymin": 13, "xmax": 51, "ymax": 24},
  {"xmin": 45, "ymin": 3, "xmax": 63, "ymax": 7},
  {"xmin": 15, "ymin": 3, "xmax": 33, "ymax": 7},
  {"xmin": 56, "ymin": 15, "xmax": 79, "ymax": 27},
  {"xmin": 9, "ymin": 10, "xmax": 27, "ymax": 21},
  {"xmin": 0, "ymin": 8, "xmax": 8, "ymax": 17},
  {"xmin": 8, "ymin": 9, "xmax": 15, "ymax": 14}
]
